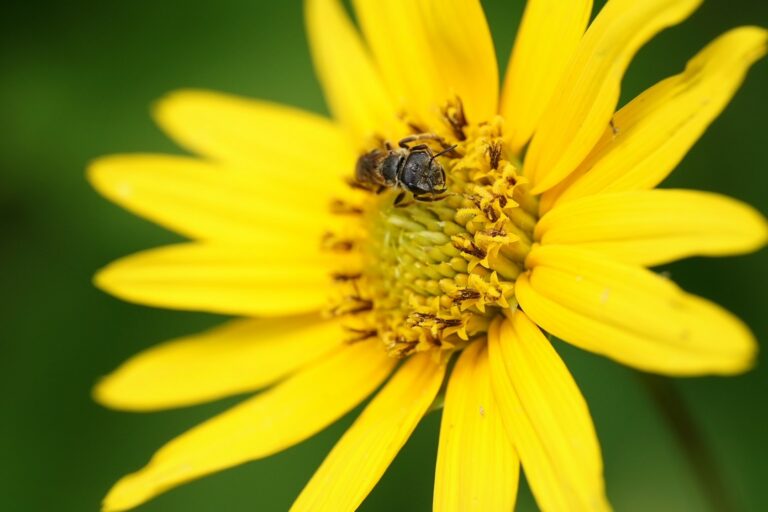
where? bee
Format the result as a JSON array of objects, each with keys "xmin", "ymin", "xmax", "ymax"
[{"xmin": 354, "ymin": 133, "xmax": 458, "ymax": 202}]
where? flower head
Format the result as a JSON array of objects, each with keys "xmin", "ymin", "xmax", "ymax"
[{"xmin": 90, "ymin": 0, "xmax": 767, "ymax": 510}]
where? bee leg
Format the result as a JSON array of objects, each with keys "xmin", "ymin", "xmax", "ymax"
[
  {"xmin": 399, "ymin": 133, "xmax": 461, "ymax": 157},
  {"xmin": 399, "ymin": 133, "xmax": 446, "ymax": 149},
  {"xmin": 408, "ymin": 143, "xmax": 434, "ymax": 155},
  {"xmin": 372, "ymin": 134, "xmax": 395, "ymax": 151},
  {"xmin": 414, "ymin": 193, "xmax": 450, "ymax": 203},
  {"xmin": 395, "ymin": 192, "xmax": 416, "ymax": 208}
]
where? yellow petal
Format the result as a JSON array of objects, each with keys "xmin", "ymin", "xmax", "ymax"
[
  {"xmin": 488, "ymin": 313, "xmax": 609, "ymax": 512},
  {"xmin": 102, "ymin": 340, "xmax": 396, "ymax": 512},
  {"xmin": 88, "ymin": 154, "xmax": 341, "ymax": 243},
  {"xmin": 95, "ymin": 243, "xmax": 350, "ymax": 316},
  {"xmin": 544, "ymin": 26, "xmax": 768, "ymax": 210},
  {"xmin": 536, "ymin": 189, "xmax": 768, "ymax": 266},
  {"xmin": 434, "ymin": 340, "xmax": 520, "ymax": 512},
  {"xmin": 501, "ymin": 0, "xmax": 593, "ymax": 154},
  {"xmin": 94, "ymin": 315, "xmax": 346, "ymax": 410},
  {"xmin": 352, "ymin": 0, "xmax": 498, "ymax": 128},
  {"xmin": 517, "ymin": 245, "xmax": 757, "ymax": 375},
  {"xmin": 305, "ymin": 0, "xmax": 400, "ymax": 145},
  {"xmin": 525, "ymin": 0, "xmax": 701, "ymax": 194},
  {"xmin": 291, "ymin": 352, "xmax": 446, "ymax": 512},
  {"xmin": 153, "ymin": 89, "xmax": 356, "ymax": 175}
]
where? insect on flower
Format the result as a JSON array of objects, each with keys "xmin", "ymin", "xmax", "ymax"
[{"xmin": 353, "ymin": 133, "xmax": 458, "ymax": 203}]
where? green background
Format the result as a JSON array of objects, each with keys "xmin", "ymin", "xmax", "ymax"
[{"xmin": 2, "ymin": 1, "xmax": 766, "ymax": 510}]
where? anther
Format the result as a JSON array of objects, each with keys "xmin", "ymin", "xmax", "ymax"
[
  {"xmin": 452, "ymin": 288, "xmax": 481, "ymax": 306},
  {"xmin": 435, "ymin": 318, "xmax": 463, "ymax": 328},
  {"xmin": 452, "ymin": 236, "xmax": 487, "ymax": 260},
  {"xmin": 329, "ymin": 297, "xmax": 373, "ymax": 317},
  {"xmin": 321, "ymin": 232, "xmax": 356, "ymax": 252},
  {"xmin": 345, "ymin": 178, "xmax": 377, "ymax": 193},
  {"xmin": 441, "ymin": 96, "xmax": 468, "ymax": 141},
  {"xmin": 332, "ymin": 272, "xmax": 362, "ymax": 282},
  {"xmin": 486, "ymin": 141, "xmax": 502, "ymax": 170},
  {"xmin": 344, "ymin": 327, "xmax": 378, "ymax": 343},
  {"xmin": 483, "ymin": 205, "xmax": 499, "ymax": 222},
  {"xmin": 329, "ymin": 199, "xmax": 363, "ymax": 215}
]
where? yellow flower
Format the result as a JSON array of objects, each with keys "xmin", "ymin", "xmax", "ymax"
[{"xmin": 90, "ymin": 0, "xmax": 767, "ymax": 511}]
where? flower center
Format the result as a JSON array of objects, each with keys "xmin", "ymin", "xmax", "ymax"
[{"xmin": 326, "ymin": 115, "xmax": 538, "ymax": 357}]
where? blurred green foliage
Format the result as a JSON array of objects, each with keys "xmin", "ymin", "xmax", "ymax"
[{"xmin": 1, "ymin": 1, "xmax": 766, "ymax": 511}]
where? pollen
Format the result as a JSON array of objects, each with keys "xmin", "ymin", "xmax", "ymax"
[{"xmin": 325, "ymin": 116, "xmax": 538, "ymax": 358}]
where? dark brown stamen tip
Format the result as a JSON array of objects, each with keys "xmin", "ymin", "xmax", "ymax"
[
  {"xmin": 330, "ymin": 199, "xmax": 363, "ymax": 215},
  {"xmin": 321, "ymin": 232, "xmax": 356, "ymax": 252},
  {"xmin": 344, "ymin": 327, "xmax": 378, "ymax": 343},
  {"xmin": 442, "ymin": 96, "xmax": 468, "ymax": 141},
  {"xmin": 453, "ymin": 238, "xmax": 487, "ymax": 259},
  {"xmin": 486, "ymin": 141, "xmax": 502, "ymax": 170},
  {"xmin": 484, "ymin": 205, "xmax": 499, "ymax": 222},
  {"xmin": 332, "ymin": 272, "xmax": 362, "ymax": 282},
  {"xmin": 452, "ymin": 288, "xmax": 482, "ymax": 305},
  {"xmin": 346, "ymin": 178, "xmax": 377, "ymax": 193}
]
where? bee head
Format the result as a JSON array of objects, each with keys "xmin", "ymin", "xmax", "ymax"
[
  {"xmin": 401, "ymin": 150, "xmax": 447, "ymax": 196},
  {"xmin": 427, "ymin": 159, "xmax": 447, "ymax": 193}
]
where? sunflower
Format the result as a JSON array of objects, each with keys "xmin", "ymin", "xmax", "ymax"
[{"xmin": 90, "ymin": 0, "xmax": 767, "ymax": 510}]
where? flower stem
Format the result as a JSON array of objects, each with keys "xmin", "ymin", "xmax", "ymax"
[{"xmin": 637, "ymin": 372, "xmax": 738, "ymax": 512}]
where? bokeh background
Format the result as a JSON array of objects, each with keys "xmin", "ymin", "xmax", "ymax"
[{"xmin": 2, "ymin": 1, "xmax": 766, "ymax": 511}]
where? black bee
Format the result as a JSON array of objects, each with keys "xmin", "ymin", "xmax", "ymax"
[{"xmin": 354, "ymin": 133, "xmax": 457, "ymax": 202}]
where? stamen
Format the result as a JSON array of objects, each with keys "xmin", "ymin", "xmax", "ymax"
[
  {"xmin": 442, "ymin": 96, "xmax": 468, "ymax": 141},
  {"xmin": 486, "ymin": 141, "xmax": 503, "ymax": 170},
  {"xmin": 329, "ymin": 199, "xmax": 363, "ymax": 215}
]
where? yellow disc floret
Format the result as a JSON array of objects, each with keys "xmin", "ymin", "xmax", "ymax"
[{"xmin": 327, "ymin": 117, "xmax": 538, "ymax": 357}]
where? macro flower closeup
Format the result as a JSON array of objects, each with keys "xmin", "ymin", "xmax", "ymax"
[{"xmin": 88, "ymin": 0, "xmax": 767, "ymax": 511}]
